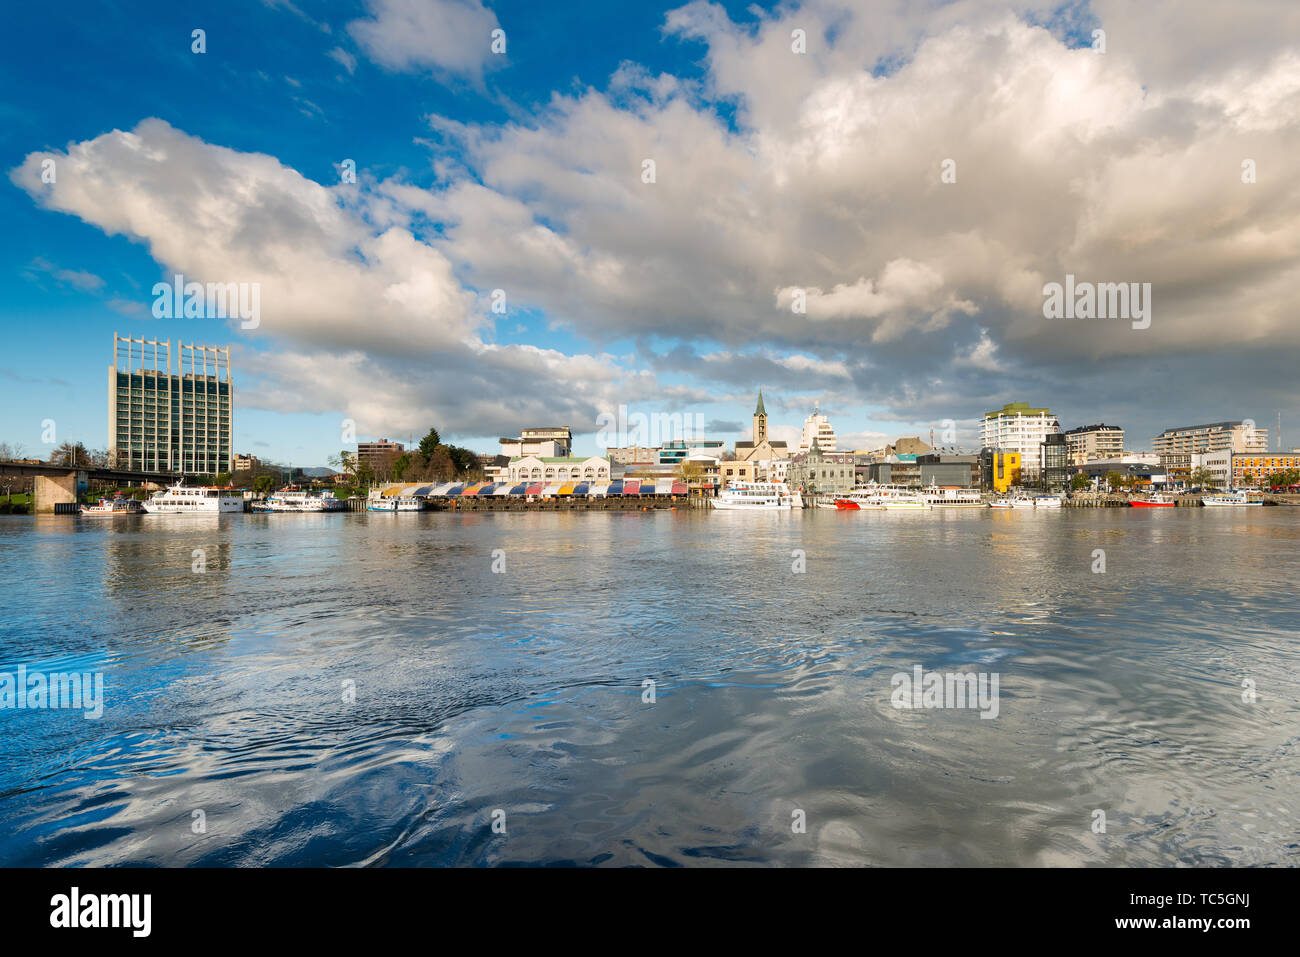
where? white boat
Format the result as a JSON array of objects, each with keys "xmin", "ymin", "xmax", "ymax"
[
  {"xmin": 880, "ymin": 495, "xmax": 933, "ymax": 510},
  {"xmin": 258, "ymin": 485, "xmax": 345, "ymax": 512},
  {"xmin": 1202, "ymin": 491, "xmax": 1262, "ymax": 507},
  {"xmin": 990, "ymin": 495, "xmax": 1036, "ymax": 509},
  {"xmin": 832, "ymin": 488, "xmax": 888, "ymax": 510},
  {"xmin": 922, "ymin": 487, "xmax": 986, "ymax": 508},
  {"xmin": 143, "ymin": 482, "xmax": 244, "ymax": 513},
  {"xmin": 711, "ymin": 482, "xmax": 797, "ymax": 510},
  {"xmin": 368, "ymin": 496, "xmax": 422, "ymax": 512},
  {"xmin": 1034, "ymin": 495, "xmax": 1063, "ymax": 508},
  {"xmin": 834, "ymin": 484, "xmax": 928, "ymax": 510},
  {"xmin": 81, "ymin": 493, "xmax": 144, "ymax": 515}
]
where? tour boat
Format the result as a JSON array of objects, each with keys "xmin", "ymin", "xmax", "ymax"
[
  {"xmin": 711, "ymin": 482, "xmax": 797, "ymax": 510},
  {"xmin": 922, "ymin": 487, "xmax": 986, "ymax": 508},
  {"xmin": 80, "ymin": 493, "xmax": 144, "ymax": 516},
  {"xmin": 1130, "ymin": 493, "xmax": 1175, "ymax": 508},
  {"xmin": 367, "ymin": 496, "xmax": 422, "ymax": 512},
  {"xmin": 142, "ymin": 482, "xmax": 244, "ymax": 513},
  {"xmin": 259, "ymin": 485, "xmax": 345, "ymax": 512},
  {"xmin": 1202, "ymin": 491, "xmax": 1262, "ymax": 507},
  {"xmin": 1034, "ymin": 495, "xmax": 1063, "ymax": 509}
]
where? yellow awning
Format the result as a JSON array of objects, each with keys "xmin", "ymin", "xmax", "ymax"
[{"xmin": 558, "ymin": 484, "xmax": 576, "ymax": 495}]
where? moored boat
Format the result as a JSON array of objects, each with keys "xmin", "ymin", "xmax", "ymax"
[
  {"xmin": 922, "ymin": 486, "xmax": 986, "ymax": 508},
  {"xmin": 711, "ymin": 482, "xmax": 797, "ymax": 510},
  {"xmin": 880, "ymin": 495, "xmax": 933, "ymax": 510},
  {"xmin": 367, "ymin": 495, "xmax": 422, "ymax": 511},
  {"xmin": 1202, "ymin": 491, "xmax": 1262, "ymax": 507},
  {"xmin": 80, "ymin": 493, "xmax": 144, "ymax": 515},
  {"xmin": 990, "ymin": 495, "xmax": 1036, "ymax": 509},
  {"xmin": 260, "ymin": 485, "xmax": 345, "ymax": 512},
  {"xmin": 1131, "ymin": 493, "xmax": 1175, "ymax": 508},
  {"xmin": 142, "ymin": 482, "xmax": 244, "ymax": 513}
]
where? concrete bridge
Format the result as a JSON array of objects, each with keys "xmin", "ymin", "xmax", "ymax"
[{"xmin": 0, "ymin": 461, "xmax": 179, "ymax": 512}]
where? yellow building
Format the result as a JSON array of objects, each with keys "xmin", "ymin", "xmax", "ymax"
[
  {"xmin": 1232, "ymin": 452, "xmax": 1300, "ymax": 485},
  {"xmin": 991, "ymin": 451, "xmax": 1021, "ymax": 493}
]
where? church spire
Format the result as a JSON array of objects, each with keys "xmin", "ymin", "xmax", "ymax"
[{"xmin": 755, "ymin": 389, "xmax": 767, "ymax": 416}]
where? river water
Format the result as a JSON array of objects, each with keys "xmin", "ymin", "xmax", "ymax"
[{"xmin": 1, "ymin": 507, "xmax": 1297, "ymax": 866}]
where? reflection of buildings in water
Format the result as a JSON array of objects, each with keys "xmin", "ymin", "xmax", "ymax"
[{"xmin": 103, "ymin": 514, "xmax": 234, "ymax": 599}]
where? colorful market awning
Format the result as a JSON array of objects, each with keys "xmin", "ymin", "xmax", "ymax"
[
  {"xmin": 606, "ymin": 480, "xmax": 624, "ymax": 495},
  {"xmin": 654, "ymin": 478, "xmax": 676, "ymax": 494},
  {"xmin": 444, "ymin": 484, "xmax": 466, "ymax": 496},
  {"xmin": 622, "ymin": 479, "xmax": 641, "ymax": 494},
  {"xmin": 508, "ymin": 483, "xmax": 529, "ymax": 495},
  {"xmin": 572, "ymin": 482, "xmax": 590, "ymax": 495},
  {"xmin": 558, "ymin": 483, "xmax": 575, "ymax": 495},
  {"xmin": 429, "ymin": 482, "xmax": 456, "ymax": 496},
  {"xmin": 671, "ymin": 481, "xmax": 687, "ymax": 495},
  {"xmin": 492, "ymin": 483, "xmax": 513, "ymax": 496},
  {"xmin": 588, "ymin": 483, "xmax": 610, "ymax": 498},
  {"xmin": 526, "ymin": 483, "xmax": 544, "ymax": 495},
  {"xmin": 542, "ymin": 483, "xmax": 564, "ymax": 496}
]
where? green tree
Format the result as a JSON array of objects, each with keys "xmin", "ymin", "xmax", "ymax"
[
  {"xmin": 1070, "ymin": 473, "xmax": 1091, "ymax": 491},
  {"xmin": 1189, "ymin": 466, "xmax": 1215, "ymax": 488},
  {"xmin": 1105, "ymin": 470, "xmax": 1123, "ymax": 491},
  {"xmin": 253, "ymin": 474, "xmax": 275, "ymax": 494},
  {"xmin": 392, "ymin": 451, "xmax": 412, "ymax": 481},
  {"xmin": 417, "ymin": 427, "xmax": 442, "ymax": 460}
]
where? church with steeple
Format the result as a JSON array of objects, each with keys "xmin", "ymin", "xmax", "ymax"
[{"xmin": 735, "ymin": 389, "xmax": 790, "ymax": 463}]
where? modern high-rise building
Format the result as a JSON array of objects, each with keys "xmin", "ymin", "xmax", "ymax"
[
  {"xmin": 1063, "ymin": 423, "xmax": 1125, "ymax": 465},
  {"xmin": 797, "ymin": 401, "xmax": 837, "ymax": 453},
  {"xmin": 980, "ymin": 402, "xmax": 1060, "ymax": 478},
  {"xmin": 1152, "ymin": 421, "xmax": 1268, "ymax": 455},
  {"xmin": 108, "ymin": 334, "xmax": 232, "ymax": 474}
]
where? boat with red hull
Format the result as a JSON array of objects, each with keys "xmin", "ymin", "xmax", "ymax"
[{"xmin": 1131, "ymin": 493, "xmax": 1175, "ymax": 508}]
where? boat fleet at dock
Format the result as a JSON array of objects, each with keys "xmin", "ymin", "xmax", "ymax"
[
  {"xmin": 75, "ymin": 479, "xmax": 1273, "ymax": 516},
  {"xmin": 713, "ymin": 483, "xmax": 1058, "ymax": 511}
]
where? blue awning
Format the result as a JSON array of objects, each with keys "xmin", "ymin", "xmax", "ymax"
[
  {"xmin": 607, "ymin": 480, "xmax": 624, "ymax": 495},
  {"xmin": 444, "ymin": 484, "xmax": 466, "ymax": 496},
  {"xmin": 572, "ymin": 482, "xmax": 590, "ymax": 495},
  {"xmin": 508, "ymin": 483, "xmax": 529, "ymax": 495}
]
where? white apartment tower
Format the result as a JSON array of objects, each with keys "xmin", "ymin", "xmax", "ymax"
[
  {"xmin": 980, "ymin": 402, "xmax": 1060, "ymax": 478},
  {"xmin": 797, "ymin": 402, "xmax": 838, "ymax": 454}
]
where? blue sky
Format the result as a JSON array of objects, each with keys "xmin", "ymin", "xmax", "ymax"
[{"xmin": 3, "ymin": 0, "xmax": 1298, "ymax": 466}]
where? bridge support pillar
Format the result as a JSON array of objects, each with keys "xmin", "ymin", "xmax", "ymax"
[{"xmin": 33, "ymin": 471, "xmax": 86, "ymax": 513}]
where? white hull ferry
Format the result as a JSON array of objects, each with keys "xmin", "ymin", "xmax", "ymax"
[
  {"xmin": 367, "ymin": 496, "xmax": 422, "ymax": 512},
  {"xmin": 259, "ymin": 486, "xmax": 345, "ymax": 512},
  {"xmin": 143, "ymin": 482, "xmax": 244, "ymax": 513},
  {"xmin": 1203, "ymin": 491, "xmax": 1262, "ymax": 507},
  {"xmin": 711, "ymin": 482, "xmax": 797, "ymax": 510},
  {"xmin": 922, "ymin": 487, "xmax": 986, "ymax": 508},
  {"xmin": 1034, "ymin": 495, "xmax": 1063, "ymax": 508}
]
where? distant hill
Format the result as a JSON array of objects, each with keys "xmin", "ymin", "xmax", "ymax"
[{"xmin": 300, "ymin": 467, "xmax": 338, "ymax": 478}]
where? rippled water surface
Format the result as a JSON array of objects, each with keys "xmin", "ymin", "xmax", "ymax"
[{"xmin": 1, "ymin": 508, "xmax": 1297, "ymax": 866}]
